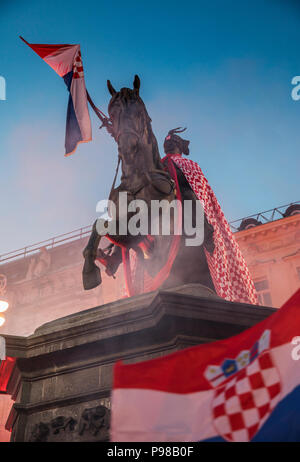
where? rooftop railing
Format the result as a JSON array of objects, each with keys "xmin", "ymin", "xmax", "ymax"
[
  {"xmin": 229, "ymin": 201, "xmax": 300, "ymax": 231},
  {"xmin": 0, "ymin": 226, "xmax": 92, "ymax": 264}
]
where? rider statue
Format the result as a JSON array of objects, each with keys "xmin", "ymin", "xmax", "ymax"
[{"xmin": 160, "ymin": 127, "xmax": 258, "ymax": 304}]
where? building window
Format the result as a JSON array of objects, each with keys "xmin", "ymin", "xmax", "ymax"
[{"xmin": 254, "ymin": 279, "xmax": 272, "ymax": 307}]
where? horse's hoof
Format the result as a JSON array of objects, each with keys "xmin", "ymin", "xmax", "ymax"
[{"xmin": 82, "ymin": 265, "xmax": 102, "ymax": 290}]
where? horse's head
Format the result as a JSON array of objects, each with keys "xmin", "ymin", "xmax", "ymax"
[{"xmin": 107, "ymin": 75, "xmax": 152, "ymax": 166}]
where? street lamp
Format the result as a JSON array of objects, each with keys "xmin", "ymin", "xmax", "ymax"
[
  {"xmin": 0, "ymin": 299, "xmax": 8, "ymax": 313},
  {"xmin": 0, "ymin": 274, "xmax": 9, "ymax": 326}
]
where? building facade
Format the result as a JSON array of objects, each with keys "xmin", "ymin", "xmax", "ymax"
[{"xmin": 235, "ymin": 204, "xmax": 300, "ymax": 308}]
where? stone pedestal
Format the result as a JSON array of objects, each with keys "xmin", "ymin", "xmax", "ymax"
[{"xmin": 4, "ymin": 285, "xmax": 275, "ymax": 442}]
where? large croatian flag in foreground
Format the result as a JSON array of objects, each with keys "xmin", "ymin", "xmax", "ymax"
[
  {"xmin": 20, "ymin": 37, "xmax": 92, "ymax": 156},
  {"xmin": 111, "ymin": 289, "xmax": 300, "ymax": 442}
]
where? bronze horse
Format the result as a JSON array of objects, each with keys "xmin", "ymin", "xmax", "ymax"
[{"xmin": 83, "ymin": 76, "xmax": 215, "ymax": 294}]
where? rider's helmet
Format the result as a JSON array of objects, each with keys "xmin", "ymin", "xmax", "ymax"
[{"xmin": 163, "ymin": 127, "xmax": 190, "ymax": 155}]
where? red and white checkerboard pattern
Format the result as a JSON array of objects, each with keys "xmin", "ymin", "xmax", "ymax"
[
  {"xmin": 212, "ymin": 351, "xmax": 281, "ymax": 442},
  {"xmin": 125, "ymin": 155, "xmax": 258, "ymax": 302},
  {"xmin": 172, "ymin": 155, "xmax": 258, "ymax": 304},
  {"xmin": 73, "ymin": 50, "xmax": 84, "ymax": 79}
]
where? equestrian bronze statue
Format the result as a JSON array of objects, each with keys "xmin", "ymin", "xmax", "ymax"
[{"xmin": 83, "ymin": 75, "xmax": 215, "ymax": 296}]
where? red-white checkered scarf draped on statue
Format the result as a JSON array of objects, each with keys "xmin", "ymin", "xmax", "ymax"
[{"xmin": 162, "ymin": 128, "xmax": 258, "ymax": 305}]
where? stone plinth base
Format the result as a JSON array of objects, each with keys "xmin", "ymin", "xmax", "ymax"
[{"xmin": 4, "ymin": 285, "xmax": 275, "ymax": 442}]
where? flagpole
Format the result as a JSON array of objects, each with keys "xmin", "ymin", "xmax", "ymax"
[
  {"xmin": 19, "ymin": 36, "xmax": 30, "ymax": 45},
  {"xmin": 86, "ymin": 90, "xmax": 112, "ymax": 131}
]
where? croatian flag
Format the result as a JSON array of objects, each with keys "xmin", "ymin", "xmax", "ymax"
[
  {"xmin": 111, "ymin": 289, "xmax": 300, "ymax": 442},
  {"xmin": 20, "ymin": 37, "xmax": 92, "ymax": 156},
  {"xmin": 0, "ymin": 357, "xmax": 16, "ymax": 393}
]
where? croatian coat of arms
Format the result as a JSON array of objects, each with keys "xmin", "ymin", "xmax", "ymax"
[{"xmin": 204, "ymin": 330, "xmax": 281, "ymax": 442}]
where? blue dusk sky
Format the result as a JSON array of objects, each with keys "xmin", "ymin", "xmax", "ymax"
[{"xmin": 0, "ymin": 0, "xmax": 299, "ymax": 254}]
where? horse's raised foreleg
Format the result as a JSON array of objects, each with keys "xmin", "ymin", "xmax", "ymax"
[{"xmin": 82, "ymin": 220, "xmax": 102, "ymax": 290}]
